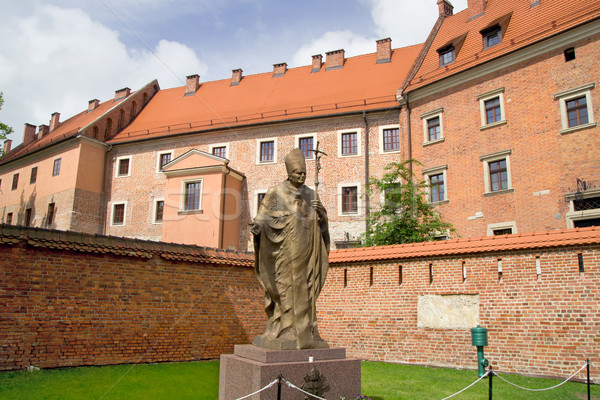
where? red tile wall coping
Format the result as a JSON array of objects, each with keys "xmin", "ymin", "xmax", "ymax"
[{"xmin": 329, "ymin": 226, "xmax": 600, "ymax": 263}]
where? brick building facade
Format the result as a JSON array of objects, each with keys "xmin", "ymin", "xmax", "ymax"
[{"xmin": 1, "ymin": 0, "xmax": 599, "ymax": 249}]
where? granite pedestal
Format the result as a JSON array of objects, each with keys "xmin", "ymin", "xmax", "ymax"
[{"xmin": 219, "ymin": 345, "xmax": 360, "ymax": 400}]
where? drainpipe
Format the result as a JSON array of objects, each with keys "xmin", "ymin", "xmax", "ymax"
[
  {"xmin": 405, "ymin": 94, "xmax": 413, "ymax": 173},
  {"xmin": 100, "ymin": 143, "xmax": 113, "ymax": 235},
  {"xmin": 363, "ymin": 111, "xmax": 370, "ymax": 235},
  {"xmin": 219, "ymin": 162, "xmax": 231, "ymax": 249}
]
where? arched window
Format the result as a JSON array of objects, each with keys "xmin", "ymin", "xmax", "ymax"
[
  {"xmin": 130, "ymin": 101, "xmax": 137, "ymax": 120},
  {"xmin": 93, "ymin": 126, "xmax": 100, "ymax": 140},
  {"xmin": 118, "ymin": 109, "xmax": 125, "ymax": 130},
  {"xmin": 105, "ymin": 118, "xmax": 113, "ymax": 139}
]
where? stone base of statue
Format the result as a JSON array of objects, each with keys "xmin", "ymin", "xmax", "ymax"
[{"xmin": 218, "ymin": 344, "xmax": 361, "ymax": 400}]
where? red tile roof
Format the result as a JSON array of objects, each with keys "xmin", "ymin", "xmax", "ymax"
[
  {"xmin": 0, "ymin": 100, "xmax": 116, "ymax": 166},
  {"xmin": 405, "ymin": 0, "xmax": 600, "ymax": 92},
  {"xmin": 109, "ymin": 44, "xmax": 423, "ymax": 144},
  {"xmin": 0, "ymin": 224, "xmax": 253, "ymax": 267},
  {"xmin": 329, "ymin": 226, "xmax": 600, "ymax": 264}
]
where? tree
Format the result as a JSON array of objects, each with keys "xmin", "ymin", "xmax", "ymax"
[
  {"xmin": 0, "ymin": 92, "xmax": 14, "ymax": 155},
  {"xmin": 362, "ymin": 160, "xmax": 455, "ymax": 246}
]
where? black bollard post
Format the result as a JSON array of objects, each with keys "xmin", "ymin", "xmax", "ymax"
[
  {"xmin": 488, "ymin": 367, "xmax": 493, "ymax": 400},
  {"xmin": 587, "ymin": 359, "xmax": 591, "ymax": 400},
  {"xmin": 277, "ymin": 375, "xmax": 282, "ymax": 400}
]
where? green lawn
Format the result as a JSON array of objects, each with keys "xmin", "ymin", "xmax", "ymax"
[{"xmin": 0, "ymin": 360, "xmax": 597, "ymax": 400}]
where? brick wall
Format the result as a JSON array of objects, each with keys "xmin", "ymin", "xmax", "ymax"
[
  {"xmin": 319, "ymin": 228, "xmax": 600, "ymax": 381},
  {"xmin": 1, "ymin": 225, "xmax": 598, "ymax": 382},
  {"xmin": 0, "ymin": 226, "xmax": 264, "ymax": 371}
]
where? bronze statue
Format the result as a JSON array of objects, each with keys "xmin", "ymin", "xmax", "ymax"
[{"xmin": 251, "ymin": 147, "xmax": 330, "ymax": 350}]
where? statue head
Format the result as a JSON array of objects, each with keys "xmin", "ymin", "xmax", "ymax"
[{"xmin": 285, "ymin": 148, "xmax": 307, "ymax": 188}]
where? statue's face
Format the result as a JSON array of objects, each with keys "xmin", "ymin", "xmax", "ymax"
[{"xmin": 288, "ymin": 167, "xmax": 306, "ymax": 188}]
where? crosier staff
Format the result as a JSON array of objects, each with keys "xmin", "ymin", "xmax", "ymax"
[{"xmin": 310, "ymin": 141, "xmax": 327, "ymax": 330}]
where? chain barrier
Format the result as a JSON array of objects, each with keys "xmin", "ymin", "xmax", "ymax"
[
  {"xmin": 440, "ymin": 370, "xmax": 491, "ymax": 400},
  {"xmin": 282, "ymin": 377, "xmax": 329, "ymax": 400},
  {"xmin": 491, "ymin": 361, "xmax": 589, "ymax": 392},
  {"xmin": 234, "ymin": 379, "xmax": 279, "ymax": 400}
]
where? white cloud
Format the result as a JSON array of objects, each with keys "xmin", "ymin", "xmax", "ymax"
[
  {"xmin": 292, "ymin": 31, "xmax": 376, "ymax": 67},
  {"xmin": 0, "ymin": 5, "xmax": 206, "ymax": 144}
]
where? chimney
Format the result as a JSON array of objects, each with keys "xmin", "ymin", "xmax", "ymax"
[
  {"xmin": 438, "ymin": 0, "xmax": 454, "ymax": 17},
  {"xmin": 88, "ymin": 99, "xmax": 100, "ymax": 112},
  {"xmin": 231, "ymin": 69, "xmax": 243, "ymax": 86},
  {"xmin": 3, "ymin": 140, "xmax": 12, "ymax": 154},
  {"xmin": 468, "ymin": 0, "xmax": 487, "ymax": 19},
  {"xmin": 38, "ymin": 124, "xmax": 49, "ymax": 139},
  {"xmin": 23, "ymin": 123, "xmax": 37, "ymax": 145},
  {"xmin": 376, "ymin": 38, "xmax": 392, "ymax": 64},
  {"xmin": 49, "ymin": 112, "xmax": 61, "ymax": 131},
  {"xmin": 185, "ymin": 74, "xmax": 200, "ymax": 96},
  {"xmin": 114, "ymin": 87, "xmax": 131, "ymax": 101},
  {"xmin": 311, "ymin": 54, "xmax": 323, "ymax": 73},
  {"xmin": 325, "ymin": 49, "xmax": 345, "ymax": 71},
  {"xmin": 273, "ymin": 62, "xmax": 287, "ymax": 78}
]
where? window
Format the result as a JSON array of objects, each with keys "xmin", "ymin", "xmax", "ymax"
[
  {"xmin": 6, "ymin": 212, "xmax": 13, "ymax": 225},
  {"xmin": 383, "ymin": 183, "xmax": 402, "ymax": 210},
  {"xmin": 423, "ymin": 165, "xmax": 448, "ymax": 204},
  {"xmin": 429, "ymin": 173, "xmax": 445, "ymax": 203},
  {"xmin": 30, "ymin": 167, "xmax": 37, "ymax": 184},
  {"xmin": 482, "ymin": 25, "xmax": 502, "ymax": 49},
  {"xmin": 157, "ymin": 151, "xmax": 173, "ymax": 171},
  {"xmin": 480, "ymin": 150, "xmax": 513, "ymax": 195},
  {"xmin": 111, "ymin": 203, "xmax": 126, "ymax": 226},
  {"xmin": 47, "ymin": 203, "xmax": 55, "ymax": 225},
  {"xmin": 487, "ymin": 221, "xmax": 517, "ymax": 236},
  {"xmin": 566, "ymin": 97, "xmax": 589, "ymax": 128},
  {"xmin": 564, "ymin": 47, "xmax": 576, "ymax": 62},
  {"xmin": 11, "ymin": 173, "xmax": 18, "ymax": 190},
  {"xmin": 438, "ymin": 45, "xmax": 455, "ymax": 66},
  {"xmin": 52, "ymin": 158, "xmax": 61, "ymax": 176},
  {"xmin": 338, "ymin": 129, "xmax": 361, "ymax": 157},
  {"xmin": 342, "ymin": 186, "xmax": 358, "ymax": 214},
  {"xmin": 154, "ymin": 200, "xmax": 164, "ymax": 223},
  {"xmin": 341, "ymin": 132, "xmax": 357, "ymax": 155},
  {"xmin": 212, "ymin": 146, "xmax": 227, "ymax": 158},
  {"xmin": 478, "ymin": 88, "xmax": 506, "ymax": 129},
  {"xmin": 116, "ymin": 156, "xmax": 131, "ymax": 177},
  {"xmin": 257, "ymin": 139, "xmax": 276, "ymax": 164},
  {"xmin": 25, "ymin": 208, "xmax": 33, "ymax": 227},
  {"xmin": 183, "ymin": 180, "xmax": 202, "ymax": 211},
  {"xmin": 338, "ymin": 183, "xmax": 361, "ymax": 216},
  {"xmin": 382, "ymin": 128, "xmax": 400, "ymax": 152},
  {"xmin": 555, "ymin": 84, "xmax": 596, "ymax": 134},
  {"xmin": 254, "ymin": 190, "xmax": 268, "ymax": 217},
  {"xmin": 565, "ymin": 189, "xmax": 600, "ymax": 229},
  {"xmin": 298, "ymin": 136, "xmax": 314, "ymax": 159},
  {"xmin": 420, "ymin": 108, "xmax": 444, "ymax": 145}
]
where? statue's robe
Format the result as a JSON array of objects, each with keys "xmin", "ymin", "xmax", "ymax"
[{"xmin": 252, "ymin": 180, "xmax": 330, "ymax": 350}]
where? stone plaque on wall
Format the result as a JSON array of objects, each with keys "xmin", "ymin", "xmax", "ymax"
[{"xmin": 417, "ymin": 294, "xmax": 479, "ymax": 329}]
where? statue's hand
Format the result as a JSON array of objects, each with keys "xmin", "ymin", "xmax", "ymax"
[
  {"xmin": 250, "ymin": 221, "xmax": 261, "ymax": 236},
  {"xmin": 311, "ymin": 200, "xmax": 327, "ymax": 221}
]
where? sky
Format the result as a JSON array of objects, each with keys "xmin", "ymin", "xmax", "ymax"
[{"xmin": 0, "ymin": 0, "xmax": 468, "ymax": 146}]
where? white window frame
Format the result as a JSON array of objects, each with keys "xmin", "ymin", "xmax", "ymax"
[
  {"xmin": 478, "ymin": 88, "xmax": 507, "ymax": 130},
  {"xmin": 420, "ymin": 108, "xmax": 445, "ymax": 145},
  {"xmin": 209, "ymin": 143, "xmax": 230, "ymax": 160},
  {"xmin": 422, "ymin": 165, "xmax": 449, "ymax": 204},
  {"xmin": 180, "ymin": 178, "xmax": 203, "ymax": 212},
  {"xmin": 337, "ymin": 182, "xmax": 361, "ymax": 216},
  {"xmin": 554, "ymin": 83, "xmax": 596, "ymax": 134},
  {"xmin": 487, "ymin": 221, "xmax": 517, "ymax": 236},
  {"xmin": 110, "ymin": 201, "xmax": 127, "ymax": 226},
  {"xmin": 294, "ymin": 134, "xmax": 317, "ymax": 160},
  {"xmin": 256, "ymin": 138, "xmax": 278, "ymax": 165},
  {"xmin": 115, "ymin": 156, "xmax": 132, "ymax": 178},
  {"xmin": 378, "ymin": 124, "xmax": 400, "ymax": 154},
  {"xmin": 156, "ymin": 150, "xmax": 174, "ymax": 172},
  {"xmin": 480, "ymin": 150, "xmax": 513, "ymax": 195},
  {"xmin": 152, "ymin": 199, "xmax": 164, "ymax": 224},
  {"xmin": 253, "ymin": 189, "xmax": 268, "ymax": 218},
  {"xmin": 337, "ymin": 129, "xmax": 362, "ymax": 158},
  {"xmin": 565, "ymin": 188, "xmax": 600, "ymax": 229}
]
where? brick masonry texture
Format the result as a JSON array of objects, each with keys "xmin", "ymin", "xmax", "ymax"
[{"xmin": 0, "ymin": 225, "xmax": 598, "ymax": 382}]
